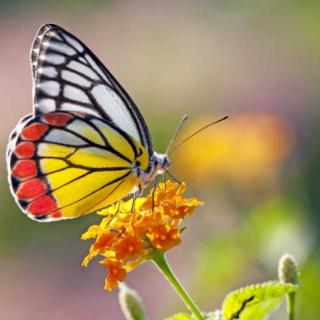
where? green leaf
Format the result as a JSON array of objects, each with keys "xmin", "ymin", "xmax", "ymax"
[
  {"xmin": 222, "ymin": 281, "xmax": 298, "ymax": 320},
  {"xmin": 165, "ymin": 311, "xmax": 222, "ymax": 320}
]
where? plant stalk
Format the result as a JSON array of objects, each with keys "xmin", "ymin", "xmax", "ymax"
[
  {"xmin": 151, "ymin": 250, "xmax": 204, "ymax": 320},
  {"xmin": 287, "ymin": 292, "xmax": 296, "ymax": 320}
]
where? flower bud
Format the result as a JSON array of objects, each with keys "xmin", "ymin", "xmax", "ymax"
[
  {"xmin": 278, "ymin": 254, "xmax": 299, "ymax": 284},
  {"xmin": 119, "ymin": 283, "xmax": 145, "ymax": 320}
]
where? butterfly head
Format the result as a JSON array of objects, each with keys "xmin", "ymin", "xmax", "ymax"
[
  {"xmin": 153, "ymin": 151, "xmax": 171, "ymax": 173},
  {"xmin": 137, "ymin": 152, "xmax": 170, "ymax": 188}
]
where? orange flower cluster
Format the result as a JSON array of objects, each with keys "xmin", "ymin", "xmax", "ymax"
[{"xmin": 81, "ymin": 180, "xmax": 202, "ymax": 290}]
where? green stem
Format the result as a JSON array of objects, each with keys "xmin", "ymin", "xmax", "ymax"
[
  {"xmin": 151, "ymin": 250, "xmax": 204, "ymax": 320},
  {"xmin": 287, "ymin": 292, "xmax": 296, "ymax": 320}
]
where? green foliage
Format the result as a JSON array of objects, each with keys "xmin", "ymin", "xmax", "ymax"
[
  {"xmin": 166, "ymin": 311, "xmax": 222, "ymax": 320},
  {"xmin": 195, "ymin": 194, "xmax": 309, "ymax": 304},
  {"xmin": 121, "ymin": 254, "xmax": 300, "ymax": 320},
  {"xmin": 164, "ymin": 280, "xmax": 298, "ymax": 320},
  {"xmin": 222, "ymin": 282, "xmax": 298, "ymax": 320}
]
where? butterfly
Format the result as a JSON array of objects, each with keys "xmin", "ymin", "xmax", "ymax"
[{"xmin": 7, "ymin": 24, "xmax": 171, "ymax": 222}]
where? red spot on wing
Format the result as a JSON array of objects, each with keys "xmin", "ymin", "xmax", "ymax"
[
  {"xmin": 43, "ymin": 113, "xmax": 73, "ymax": 126},
  {"xmin": 27, "ymin": 195, "xmax": 58, "ymax": 216},
  {"xmin": 21, "ymin": 123, "xmax": 48, "ymax": 141},
  {"xmin": 12, "ymin": 160, "xmax": 37, "ymax": 179},
  {"xmin": 51, "ymin": 211, "xmax": 63, "ymax": 219},
  {"xmin": 15, "ymin": 142, "xmax": 35, "ymax": 158},
  {"xmin": 16, "ymin": 178, "xmax": 46, "ymax": 199}
]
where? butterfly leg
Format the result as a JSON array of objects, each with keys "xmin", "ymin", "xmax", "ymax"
[
  {"xmin": 130, "ymin": 185, "xmax": 143, "ymax": 213},
  {"xmin": 164, "ymin": 168, "xmax": 181, "ymax": 185},
  {"xmin": 151, "ymin": 175, "xmax": 160, "ymax": 212},
  {"xmin": 107, "ymin": 201, "xmax": 121, "ymax": 225},
  {"xmin": 109, "ymin": 202, "xmax": 126, "ymax": 237},
  {"xmin": 162, "ymin": 172, "xmax": 167, "ymax": 191}
]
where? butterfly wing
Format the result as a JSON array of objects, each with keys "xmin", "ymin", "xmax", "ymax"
[
  {"xmin": 7, "ymin": 111, "xmax": 149, "ymax": 221},
  {"xmin": 31, "ymin": 24, "xmax": 153, "ymax": 158}
]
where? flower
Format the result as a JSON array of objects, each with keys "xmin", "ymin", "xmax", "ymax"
[
  {"xmin": 101, "ymin": 258, "xmax": 127, "ymax": 290},
  {"xmin": 81, "ymin": 180, "xmax": 202, "ymax": 291}
]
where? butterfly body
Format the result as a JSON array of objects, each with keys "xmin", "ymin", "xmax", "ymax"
[{"xmin": 7, "ymin": 24, "xmax": 170, "ymax": 222}]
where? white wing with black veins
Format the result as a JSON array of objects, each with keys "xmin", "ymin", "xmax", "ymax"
[{"xmin": 31, "ymin": 24, "xmax": 153, "ymax": 157}]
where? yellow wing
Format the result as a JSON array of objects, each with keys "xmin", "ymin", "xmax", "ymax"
[{"xmin": 7, "ymin": 111, "xmax": 149, "ymax": 221}]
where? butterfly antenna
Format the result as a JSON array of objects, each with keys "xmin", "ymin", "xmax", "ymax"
[
  {"xmin": 168, "ymin": 115, "xmax": 228, "ymax": 154},
  {"xmin": 165, "ymin": 114, "xmax": 189, "ymax": 155}
]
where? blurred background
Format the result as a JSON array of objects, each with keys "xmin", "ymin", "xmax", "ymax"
[{"xmin": 1, "ymin": 0, "xmax": 319, "ymax": 319}]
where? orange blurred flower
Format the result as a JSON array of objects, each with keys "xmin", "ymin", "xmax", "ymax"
[
  {"xmin": 173, "ymin": 113, "xmax": 294, "ymax": 186},
  {"xmin": 81, "ymin": 180, "xmax": 202, "ymax": 291}
]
